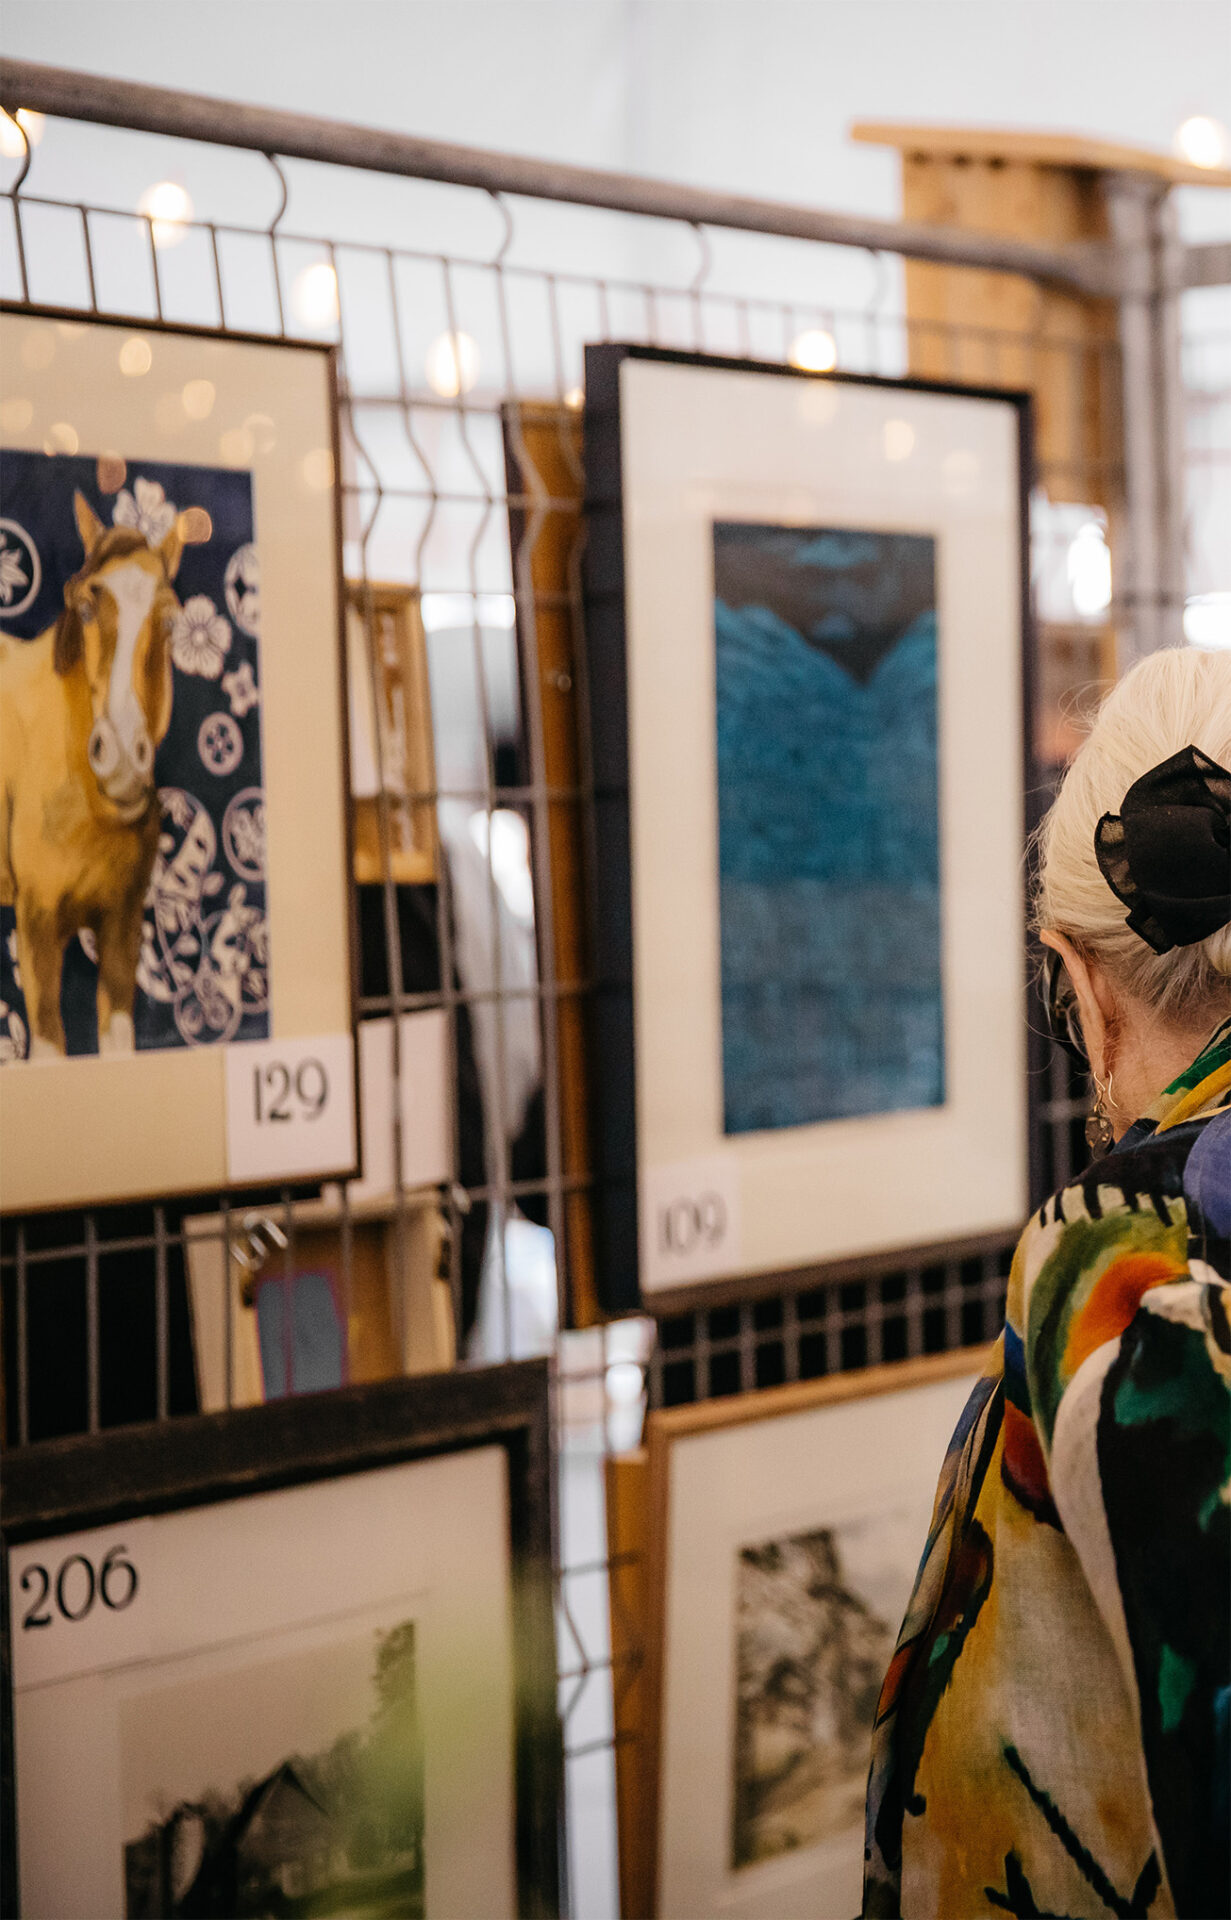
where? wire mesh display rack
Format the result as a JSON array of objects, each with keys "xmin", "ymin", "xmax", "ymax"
[{"xmin": 1, "ymin": 60, "xmax": 1227, "ymax": 1918}]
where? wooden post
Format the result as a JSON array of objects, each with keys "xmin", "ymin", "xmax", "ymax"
[
  {"xmin": 851, "ymin": 124, "xmax": 1231, "ymax": 754},
  {"xmin": 502, "ymin": 401, "xmax": 601, "ymax": 1325}
]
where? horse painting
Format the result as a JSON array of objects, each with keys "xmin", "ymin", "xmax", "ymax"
[{"xmin": 0, "ymin": 491, "xmax": 183, "ymax": 1057}]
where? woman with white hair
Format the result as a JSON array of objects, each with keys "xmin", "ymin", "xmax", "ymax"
[{"xmin": 863, "ymin": 646, "xmax": 1230, "ymax": 1920}]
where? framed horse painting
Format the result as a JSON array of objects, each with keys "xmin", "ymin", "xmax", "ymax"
[{"xmin": 0, "ymin": 309, "xmax": 358, "ymax": 1211}]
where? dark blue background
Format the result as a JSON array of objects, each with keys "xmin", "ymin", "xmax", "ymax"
[{"xmin": 714, "ymin": 520, "xmax": 943, "ymax": 1133}]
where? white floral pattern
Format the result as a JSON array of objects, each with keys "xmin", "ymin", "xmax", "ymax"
[
  {"xmin": 171, "ymin": 595, "xmax": 232, "ymax": 678},
  {"xmin": 198, "ymin": 711, "xmax": 243, "ymax": 777},
  {"xmin": 0, "ymin": 1000, "xmax": 27, "ymax": 1065},
  {"xmin": 222, "ymin": 659, "xmax": 260, "ymax": 717},
  {"xmin": 224, "ymin": 542, "xmax": 260, "ymax": 636},
  {"xmin": 113, "ymin": 475, "xmax": 178, "ymax": 546},
  {"xmin": 0, "ymin": 541, "xmax": 28, "ymax": 604},
  {"xmin": 0, "ymin": 519, "xmax": 40, "ymax": 617}
]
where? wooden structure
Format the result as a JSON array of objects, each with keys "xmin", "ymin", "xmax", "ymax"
[
  {"xmin": 345, "ymin": 581, "xmax": 438, "ymax": 886},
  {"xmin": 852, "ymin": 123, "xmax": 1229, "ymax": 499},
  {"xmin": 502, "ymin": 402, "xmax": 600, "ymax": 1324},
  {"xmin": 852, "ymin": 125, "xmax": 1231, "ymax": 752}
]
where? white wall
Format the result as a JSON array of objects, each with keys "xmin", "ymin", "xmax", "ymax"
[
  {"xmin": 3, "ymin": 0, "xmax": 1230, "ymax": 231},
  {"xmin": 3, "ymin": 2, "xmax": 1228, "ymax": 597}
]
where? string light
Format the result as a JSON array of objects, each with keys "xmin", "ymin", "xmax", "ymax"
[
  {"xmin": 0, "ymin": 109, "xmax": 44, "ymax": 158},
  {"xmin": 789, "ymin": 328, "xmax": 837, "ymax": 374},
  {"xmin": 1184, "ymin": 593, "xmax": 1231, "ymax": 650},
  {"xmin": 1174, "ymin": 116, "xmax": 1229, "ymax": 170},
  {"xmin": 425, "ymin": 331, "xmax": 480, "ymax": 398},
  {"xmin": 291, "ymin": 262, "xmax": 340, "ymax": 330},
  {"xmin": 137, "ymin": 180, "xmax": 193, "ymax": 249},
  {"xmin": 119, "ymin": 336, "xmax": 153, "ymax": 377},
  {"xmin": 1066, "ymin": 522, "xmax": 1112, "ymax": 619}
]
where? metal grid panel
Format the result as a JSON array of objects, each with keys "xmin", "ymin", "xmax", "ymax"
[{"xmin": 1, "ymin": 84, "xmax": 1222, "ymax": 1917}]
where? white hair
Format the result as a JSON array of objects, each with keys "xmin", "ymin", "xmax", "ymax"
[{"xmin": 1033, "ymin": 646, "xmax": 1231, "ymax": 1027}]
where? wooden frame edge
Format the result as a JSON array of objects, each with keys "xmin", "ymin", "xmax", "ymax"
[{"xmin": 635, "ymin": 1344, "xmax": 991, "ymax": 1914}]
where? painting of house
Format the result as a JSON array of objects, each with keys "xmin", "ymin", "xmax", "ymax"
[
  {"xmin": 123, "ymin": 1620, "xmax": 424, "ymax": 1918},
  {"xmin": 731, "ymin": 1520, "xmax": 899, "ymax": 1870}
]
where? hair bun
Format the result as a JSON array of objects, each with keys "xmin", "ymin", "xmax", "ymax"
[{"xmin": 1094, "ymin": 743, "xmax": 1231, "ymax": 954}]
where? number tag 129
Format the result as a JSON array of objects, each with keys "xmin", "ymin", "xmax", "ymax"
[{"xmin": 225, "ymin": 1033, "xmax": 356, "ymax": 1184}]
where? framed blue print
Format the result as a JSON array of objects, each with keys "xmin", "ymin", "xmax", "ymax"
[
  {"xmin": 713, "ymin": 521, "xmax": 943, "ymax": 1135},
  {"xmin": 584, "ymin": 345, "xmax": 1037, "ymax": 1312}
]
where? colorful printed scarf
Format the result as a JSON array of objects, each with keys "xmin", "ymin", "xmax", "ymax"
[{"xmin": 864, "ymin": 1016, "xmax": 1231, "ymax": 1920}]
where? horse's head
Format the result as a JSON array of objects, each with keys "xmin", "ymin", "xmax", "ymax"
[{"xmin": 54, "ymin": 492, "xmax": 183, "ymax": 821}]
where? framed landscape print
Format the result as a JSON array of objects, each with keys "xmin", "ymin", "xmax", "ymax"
[
  {"xmin": 584, "ymin": 345, "xmax": 1035, "ymax": 1312},
  {"xmin": 606, "ymin": 1348, "xmax": 985, "ymax": 1920},
  {"xmin": 0, "ymin": 308, "xmax": 357, "ymax": 1211},
  {"xmin": 2, "ymin": 1359, "xmax": 560, "ymax": 1919}
]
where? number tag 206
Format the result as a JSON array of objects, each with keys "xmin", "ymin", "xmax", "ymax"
[{"xmin": 20, "ymin": 1544, "xmax": 138, "ymax": 1628}]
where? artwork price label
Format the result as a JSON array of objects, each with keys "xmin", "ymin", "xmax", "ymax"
[
  {"xmin": 10, "ymin": 1519, "xmax": 156, "ymax": 1689},
  {"xmin": 19, "ymin": 1544, "xmax": 139, "ymax": 1631},
  {"xmin": 225, "ymin": 1033, "xmax": 355, "ymax": 1183},
  {"xmin": 641, "ymin": 1155, "xmax": 741, "ymax": 1292}
]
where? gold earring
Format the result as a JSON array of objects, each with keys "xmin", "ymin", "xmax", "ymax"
[{"xmin": 1086, "ymin": 1070, "xmax": 1116, "ymax": 1154}]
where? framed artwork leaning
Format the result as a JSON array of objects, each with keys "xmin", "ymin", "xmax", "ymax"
[
  {"xmin": 345, "ymin": 581, "xmax": 438, "ymax": 887},
  {"xmin": 501, "ymin": 400, "xmax": 601, "ymax": 1328},
  {"xmin": 583, "ymin": 344, "xmax": 1037, "ymax": 1312},
  {"xmin": 2, "ymin": 1358, "xmax": 560, "ymax": 1920},
  {"xmin": 0, "ymin": 307, "xmax": 358, "ymax": 1211},
  {"xmin": 606, "ymin": 1347, "xmax": 986, "ymax": 1920}
]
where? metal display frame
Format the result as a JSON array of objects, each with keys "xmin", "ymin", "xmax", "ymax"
[{"xmin": 0, "ymin": 56, "xmax": 1226, "ymax": 1919}]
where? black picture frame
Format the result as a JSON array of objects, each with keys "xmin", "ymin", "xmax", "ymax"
[
  {"xmin": 1, "ymin": 1360, "xmax": 561, "ymax": 1918},
  {"xmin": 582, "ymin": 343, "xmax": 1042, "ymax": 1316}
]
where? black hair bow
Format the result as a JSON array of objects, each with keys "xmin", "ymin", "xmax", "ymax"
[{"xmin": 1094, "ymin": 743, "xmax": 1231, "ymax": 954}]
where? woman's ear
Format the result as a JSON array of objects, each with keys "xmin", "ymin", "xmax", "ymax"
[{"xmin": 1039, "ymin": 929, "xmax": 1119, "ymax": 1084}]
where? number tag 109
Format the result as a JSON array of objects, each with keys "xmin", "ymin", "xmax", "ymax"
[
  {"xmin": 225, "ymin": 1032, "xmax": 356, "ymax": 1184},
  {"xmin": 641, "ymin": 1155, "xmax": 742, "ymax": 1291}
]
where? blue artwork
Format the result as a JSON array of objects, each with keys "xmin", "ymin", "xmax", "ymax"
[
  {"xmin": 713, "ymin": 521, "xmax": 942, "ymax": 1133},
  {"xmin": 255, "ymin": 1269, "xmax": 346, "ymax": 1397},
  {"xmin": 0, "ymin": 450, "xmax": 267, "ymax": 1062}
]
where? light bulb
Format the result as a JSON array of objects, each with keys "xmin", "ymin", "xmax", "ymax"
[
  {"xmin": 789, "ymin": 328, "xmax": 837, "ymax": 374},
  {"xmin": 1184, "ymin": 593, "xmax": 1231, "ymax": 650},
  {"xmin": 425, "ymin": 330, "xmax": 480, "ymax": 398},
  {"xmin": 1174, "ymin": 116, "xmax": 1229, "ymax": 170},
  {"xmin": 119, "ymin": 336, "xmax": 153, "ymax": 377},
  {"xmin": 1066, "ymin": 523, "xmax": 1112, "ymax": 619},
  {"xmin": 137, "ymin": 180, "xmax": 193, "ymax": 249},
  {"xmin": 292, "ymin": 262, "xmax": 339, "ymax": 331},
  {"xmin": 181, "ymin": 379, "xmax": 215, "ymax": 420},
  {"xmin": 0, "ymin": 109, "xmax": 45, "ymax": 159}
]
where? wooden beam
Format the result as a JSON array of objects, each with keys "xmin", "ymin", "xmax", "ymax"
[{"xmin": 852, "ymin": 121, "xmax": 1231, "ymax": 188}]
